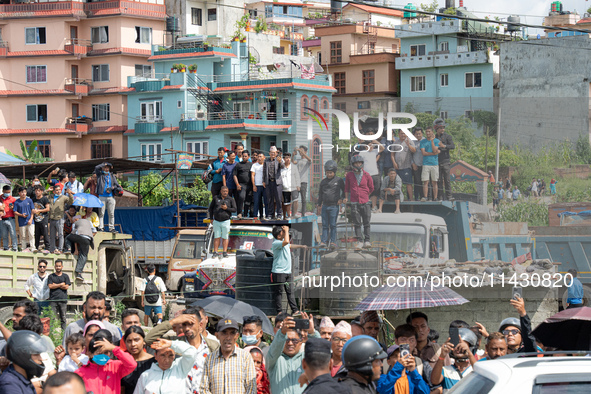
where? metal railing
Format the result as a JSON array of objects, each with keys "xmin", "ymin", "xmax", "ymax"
[
  {"xmin": 64, "ymin": 38, "xmax": 92, "ymax": 47},
  {"xmin": 65, "ymin": 78, "xmax": 93, "ymax": 85},
  {"xmin": 0, "ymin": 1, "xmax": 85, "ymax": 14},
  {"xmin": 128, "ymin": 72, "xmax": 170, "ymax": 83},
  {"xmin": 195, "ymin": 70, "xmax": 329, "ymax": 83},
  {"xmin": 352, "ymin": 47, "xmax": 399, "ymax": 56},
  {"xmin": 136, "ymin": 116, "xmax": 164, "ymax": 123},
  {"xmin": 181, "ymin": 111, "xmax": 291, "ymax": 122}
]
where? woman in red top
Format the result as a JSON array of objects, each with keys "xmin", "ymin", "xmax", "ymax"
[
  {"xmin": 246, "ymin": 346, "xmax": 270, "ymax": 394},
  {"xmin": 76, "ymin": 329, "xmax": 137, "ymax": 394}
]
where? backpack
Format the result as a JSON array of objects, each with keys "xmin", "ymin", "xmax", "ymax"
[
  {"xmin": 202, "ymin": 167, "xmax": 214, "ymax": 184},
  {"xmin": 144, "ymin": 276, "xmax": 160, "ymax": 304}
]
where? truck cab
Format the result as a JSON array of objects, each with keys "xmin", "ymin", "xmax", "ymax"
[
  {"xmin": 181, "ymin": 224, "xmax": 276, "ymax": 298},
  {"xmin": 166, "ymin": 229, "xmax": 207, "ymax": 291},
  {"xmin": 336, "ymin": 212, "xmax": 449, "ymax": 264}
]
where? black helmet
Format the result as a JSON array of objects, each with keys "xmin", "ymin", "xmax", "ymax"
[
  {"xmin": 6, "ymin": 330, "xmax": 47, "ymax": 379},
  {"xmin": 341, "ymin": 335, "xmax": 386, "ymax": 377},
  {"xmin": 499, "ymin": 317, "xmax": 521, "ymax": 333},
  {"xmin": 324, "ymin": 160, "xmax": 337, "ymax": 173},
  {"xmin": 351, "ymin": 155, "xmax": 364, "ymax": 172}
]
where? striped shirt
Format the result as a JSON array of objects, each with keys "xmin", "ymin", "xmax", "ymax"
[
  {"xmin": 441, "ymin": 364, "xmax": 472, "ymax": 393},
  {"xmin": 200, "ymin": 346, "xmax": 257, "ymax": 394}
]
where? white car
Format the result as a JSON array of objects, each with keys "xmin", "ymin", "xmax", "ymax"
[{"xmin": 448, "ymin": 354, "xmax": 591, "ymax": 393}]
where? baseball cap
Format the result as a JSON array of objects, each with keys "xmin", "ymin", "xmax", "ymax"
[{"xmin": 217, "ymin": 318, "xmax": 239, "ymax": 332}]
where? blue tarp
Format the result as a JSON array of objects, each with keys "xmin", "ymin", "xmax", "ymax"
[
  {"xmin": 0, "ymin": 151, "xmax": 25, "ymax": 164},
  {"xmin": 114, "ymin": 202, "xmax": 207, "ymax": 241}
]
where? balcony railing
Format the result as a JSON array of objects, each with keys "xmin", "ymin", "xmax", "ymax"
[
  {"xmin": 196, "ymin": 70, "xmax": 329, "ymax": 83},
  {"xmin": 181, "ymin": 111, "xmax": 289, "ymax": 121},
  {"xmin": 0, "ymin": 1, "xmax": 85, "ymax": 17},
  {"xmin": 66, "ymin": 116, "xmax": 92, "ymax": 132},
  {"xmin": 0, "ymin": 41, "xmax": 8, "ymax": 56},
  {"xmin": 64, "ymin": 38, "xmax": 92, "ymax": 55},
  {"xmin": 137, "ymin": 116, "xmax": 164, "ymax": 123},
  {"xmin": 84, "ymin": 0, "xmax": 166, "ymax": 18},
  {"xmin": 64, "ymin": 78, "xmax": 93, "ymax": 95}
]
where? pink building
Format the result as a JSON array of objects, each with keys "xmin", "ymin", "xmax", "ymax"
[{"xmin": 0, "ymin": 0, "xmax": 166, "ymax": 161}]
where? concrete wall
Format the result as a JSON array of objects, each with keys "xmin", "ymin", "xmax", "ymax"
[
  {"xmin": 499, "ymin": 36, "xmax": 591, "ymax": 151},
  {"xmin": 385, "ymin": 286, "xmax": 559, "ymax": 348}
]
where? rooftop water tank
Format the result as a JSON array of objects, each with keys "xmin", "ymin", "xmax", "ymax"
[
  {"xmin": 507, "ymin": 15, "xmax": 521, "ymax": 32},
  {"xmin": 404, "ymin": 3, "xmax": 417, "ymax": 18},
  {"xmin": 166, "ymin": 16, "xmax": 179, "ymax": 32}
]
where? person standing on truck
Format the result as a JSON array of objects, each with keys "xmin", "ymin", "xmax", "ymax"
[
  {"xmin": 48, "ymin": 185, "xmax": 74, "ymax": 254},
  {"xmin": 420, "ymin": 128, "xmax": 440, "ymax": 202},
  {"xmin": 293, "ymin": 146, "xmax": 311, "ymax": 218},
  {"xmin": 234, "ymin": 150, "xmax": 253, "ymax": 219},
  {"xmin": 67, "ymin": 214, "xmax": 97, "ymax": 282},
  {"xmin": 25, "ymin": 260, "xmax": 50, "ymax": 314},
  {"xmin": 316, "ymin": 160, "xmax": 344, "ymax": 248},
  {"xmin": 0, "ymin": 184, "xmax": 18, "ymax": 251},
  {"xmin": 263, "ymin": 146, "xmax": 284, "ymax": 220},
  {"xmin": 251, "ymin": 152, "xmax": 267, "ymax": 220},
  {"xmin": 279, "ymin": 152, "xmax": 300, "ymax": 220},
  {"xmin": 208, "ymin": 186, "xmax": 236, "ymax": 258},
  {"xmin": 141, "ymin": 264, "xmax": 167, "ymax": 326},
  {"xmin": 411, "ymin": 127, "xmax": 424, "ymax": 201},
  {"xmin": 566, "ymin": 268, "xmax": 584, "ymax": 309},
  {"xmin": 209, "ymin": 147, "xmax": 227, "ymax": 198},
  {"xmin": 94, "ymin": 162, "xmax": 120, "ymax": 233},
  {"xmin": 379, "ymin": 167, "xmax": 403, "ymax": 214},
  {"xmin": 64, "ymin": 172, "xmax": 84, "ymax": 195},
  {"xmin": 271, "ymin": 225, "xmax": 299, "ymax": 315},
  {"xmin": 344, "ymin": 155, "xmax": 374, "ymax": 249},
  {"xmin": 14, "ymin": 186, "xmax": 36, "ymax": 252},
  {"xmin": 47, "ymin": 260, "xmax": 71, "ymax": 330},
  {"xmin": 31, "ymin": 186, "xmax": 50, "ymax": 254},
  {"xmin": 222, "ymin": 151, "xmax": 239, "ymax": 199},
  {"xmin": 393, "ymin": 128, "xmax": 417, "ymax": 202},
  {"xmin": 434, "ymin": 118, "xmax": 455, "ymax": 201}
]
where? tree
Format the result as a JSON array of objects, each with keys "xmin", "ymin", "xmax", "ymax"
[
  {"xmin": 6, "ymin": 140, "xmax": 53, "ymax": 163},
  {"xmin": 177, "ymin": 176, "xmax": 211, "ymax": 206},
  {"xmin": 575, "ymin": 134, "xmax": 591, "ymax": 164},
  {"xmin": 128, "ymin": 172, "xmax": 171, "ymax": 207},
  {"xmin": 420, "ymin": 0, "xmax": 439, "ymax": 13}
]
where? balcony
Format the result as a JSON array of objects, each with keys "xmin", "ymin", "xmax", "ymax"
[
  {"xmin": 66, "ymin": 116, "xmax": 92, "ymax": 132},
  {"xmin": 180, "ymin": 111, "xmax": 292, "ymax": 133},
  {"xmin": 135, "ymin": 116, "xmax": 164, "ymax": 134},
  {"xmin": 350, "ymin": 51, "xmax": 399, "ymax": 65},
  {"xmin": 395, "ymin": 50, "xmax": 489, "ymax": 70},
  {"xmin": 0, "ymin": 41, "xmax": 7, "ymax": 57},
  {"xmin": 64, "ymin": 38, "xmax": 92, "ymax": 55},
  {"xmin": 64, "ymin": 78, "xmax": 93, "ymax": 95},
  {"xmin": 0, "ymin": 1, "xmax": 85, "ymax": 19},
  {"xmin": 84, "ymin": 0, "xmax": 166, "ymax": 19},
  {"xmin": 128, "ymin": 76, "xmax": 171, "ymax": 92}
]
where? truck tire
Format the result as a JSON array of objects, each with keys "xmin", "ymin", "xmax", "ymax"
[
  {"xmin": 125, "ymin": 307, "xmax": 152, "ymax": 328},
  {"xmin": 0, "ymin": 306, "xmax": 13, "ymax": 326}
]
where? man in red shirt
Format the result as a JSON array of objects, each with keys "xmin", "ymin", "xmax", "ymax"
[
  {"xmin": 344, "ymin": 155, "xmax": 374, "ymax": 249},
  {"xmin": 0, "ymin": 185, "xmax": 18, "ymax": 251}
]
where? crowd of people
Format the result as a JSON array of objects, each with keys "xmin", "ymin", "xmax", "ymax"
[
  {"xmin": 2, "ymin": 281, "xmax": 579, "ymax": 394},
  {"xmin": 491, "ymin": 176, "xmax": 558, "ymax": 210}
]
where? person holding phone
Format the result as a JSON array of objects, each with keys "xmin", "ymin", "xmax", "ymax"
[
  {"xmin": 208, "ymin": 186, "xmax": 236, "ymax": 258},
  {"xmin": 270, "ymin": 225, "xmax": 299, "ymax": 315},
  {"xmin": 498, "ymin": 294, "xmax": 538, "ymax": 354},
  {"xmin": 431, "ymin": 328, "xmax": 477, "ymax": 391}
]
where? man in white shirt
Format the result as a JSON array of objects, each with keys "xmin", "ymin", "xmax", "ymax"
[
  {"xmin": 24, "ymin": 259, "xmax": 50, "ymax": 313},
  {"xmin": 64, "ymin": 172, "xmax": 84, "ymax": 194},
  {"xmin": 250, "ymin": 152, "xmax": 267, "ymax": 220},
  {"xmin": 279, "ymin": 152, "xmax": 300, "ymax": 219},
  {"xmin": 357, "ymin": 133, "xmax": 384, "ymax": 212},
  {"xmin": 142, "ymin": 264, "xmax": 167, "ymax": 325}
]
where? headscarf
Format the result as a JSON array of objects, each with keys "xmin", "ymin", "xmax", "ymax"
[{"xmin": 83, "ymin": 320, "xmax": 106, "ymax": 337}]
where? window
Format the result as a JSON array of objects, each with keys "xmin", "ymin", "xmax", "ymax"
[
  {"xmin": 92, "ymin": 104, "xmax": 110, "ymax": 122},
  {"xmin": 335, "ymin": 102, "xmax": 346, "ymax": 112},
  {"xmin": 321, "ymin": 98, "xmax": 329, "ymax": 110},
  {"xmin": 439, "ymin": 41, "xmax": 449, "ymax": 51},
  {"xmin": 273, "ymin": 47, "xmax": 285, "ymax": 54},
  {"xmin": 26, "ymin": 66, "xmax": 47, "ymax": 83},
  {"xmin": 91, "ymin": 139, "xmax": 112, "ymax": 159},
  {"xmin": 177, "ymin": 100, "xmax": 182, "ymax": 109},
  {"xmin": 317, "ymin": 52, "xmax": 321, "ymax": 64},
  {"xmin": 26, "ymin": 140, "xmax": 50, "ymax": 157},
  {"xmin": 140, "ymin": 101, "xmax": 163, "ymax": 122},
  {"xmin": 281, "ymin": 140, "xmax": 289, "ymax": 154},
  {"xmin": 135, "ymin": 27, "xmax": 151, "ymax": 44},
  {"xmin": 358, "ymin": 101, "xmax": 370, "ymax": 110},
  {"xmin": 440, "ymin": 73, "xmax": 449, "ymax": 87},
  {"xmin": 26, "ymin": 104, "xmax": 47, "ymax": 122},
  {"xmin": 208, "ymin": 8, "xmax": 217, "ymax": 21},
  {"xmin": 135, "ymin": 64, "xmax": 152, "ymax": 77},
  {"xmin": 186, "ymin": 141, "xmax": 208, "ymax": 160},
  {"xmin": 282, "ymin": 98, "xmax": 289, "ymax": 117},
  {"xmin": 465, "ymin": 110, "xmax": 473, "ymax": 120},
  {"xmin": 90, "ymin": 26, "xmax": 108, "ymax": 44},
  {"xmin": 465, "ymin": 72, "xmax": 482, "ymax": 88},
  {"xmin": 368, "ymin": 42, "xmax": 375, "ymax": 54},
  {"xmin": 301, "ymin": 96, "xmax": 309, "ymax": 120},
  {"xmin": 330, "ymin": 41, "xmax": 342, "ymax": 63},
  {"xmin": 410, "ymin": 44, "xmax": 426, "ymax": 56},
  {"xmin": 334, "ymin": 72, "xmax": 346, "ymax": 94},
  {"xmin": 362, "ymin": 70, "xmax": 375, "ymax": 93},
  {"xmin": 311, "ymin": 97, "xmax": 318, "ymax": 111},
  {"xmin": 191, "ymin": 8, "xmax": 203, "ymax": 26},
  {"xmin": 25, "ymin": 27, "xmax": 46, "ymax": 44},
  {"xmin": 141, "ymin": 143, "xmax": 162, "ymax": 162},
  {"xmin": 425, "ymin": 111, "xmax": 432, "ymax": 114},
  {"xmin": 440, "ymin": 111, "xmax": 448, "ymax": 119},
  {"xmin": 92, "ymin": 64, "xmax": 109, "ymax": 82},
  {"xmin": 410, "ymin": 76, "xmax": 426, "ymax": 92}
]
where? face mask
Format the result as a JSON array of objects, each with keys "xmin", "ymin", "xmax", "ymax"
[
  {"xmin": 92, "ymin": 354, "xmax": 110, "ymax": 366},
  {"xmin": 2, "ymin": 193, "xmax": 9, "ymax": 198},
  {"xmin": 33, "ymin": 181, "xmax": 40, "ymax": 185},
  {"xmin": 242, "ymin": 333, "xmax": 260, "ymax": 345}
]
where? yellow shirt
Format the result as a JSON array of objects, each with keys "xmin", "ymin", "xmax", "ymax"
[{"xmin": 78, "ymin": 210, "xmax": 99, "ymax": 228}]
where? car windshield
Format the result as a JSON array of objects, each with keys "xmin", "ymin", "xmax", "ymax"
[
  {"xmin": 336, "ymin": 224, "xmax": 426, "ymax": 257},
  {"xmin": 209, "ymin": 229, "xmax": 274, "ymax": 252},
  {"xmin": 173, "ymin": 235, "xmax": 205, "ymax": 259}
]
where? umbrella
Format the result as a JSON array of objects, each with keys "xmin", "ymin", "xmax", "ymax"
[
  {"xmin": 72, "ymin": 193, "xmax": 104, "ymax": 208},
  {"xmin": 0, "ymin": 172, "xmax": 10, "ymax": 185},
  {"xmin": 531, "ymin": 306, "xmax": 591, "ymax": 350},
  {"xmin": 191, "ymin": 296, "xmax": 274, "ymax": 335},
  {"xmin": 355, "ymin": 281, "xmax": 469, "ymax": 311}
]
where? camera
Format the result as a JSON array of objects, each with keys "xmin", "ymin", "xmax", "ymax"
[
  {"xmin": 400, "ymin": 343, "xmax": 410, "ymax": 358},
  {"xmin": 106, "ymin": 187, "xmax": 113, "ymax": 194}
]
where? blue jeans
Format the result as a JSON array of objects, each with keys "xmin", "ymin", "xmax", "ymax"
[
  {"xmin": 321, "ymin": 205, "xmax": 339, "ymax": 244},
  {"xmin": 0, "ymin": 217, "xmax": 17, "ymax": 250},
  {"xmin": 253, "ymin": 185, "xmax": 267, "ymax": 218}
]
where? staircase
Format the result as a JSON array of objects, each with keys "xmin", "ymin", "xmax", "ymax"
[{"xmin": 185, "ymin": 74, "xmax": 233, "ymax": 119}]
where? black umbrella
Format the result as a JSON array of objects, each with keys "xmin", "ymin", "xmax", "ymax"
[
  {"xmin": 191, "ymin": 296, "xmax": 274, "ymax": 335},
  {"xmin": 531, "ymin": 306, "xmax": 591, "ymax": 350}
]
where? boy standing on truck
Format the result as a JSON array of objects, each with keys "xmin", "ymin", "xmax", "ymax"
[
  {"xmin": 208, "ymin": 186, "xmax": 236, "ymax": 258},
  {"xmin": 14, "ymin": 186, "xmax": 36, "ymax": 252},
  {"xmin": 344, "ymin": 155, "xmax": 374, "ymax": 249},
  {"xmin": 0, "ymin": 184, "xmax": 17, "ymax": 251},
  {"xmin": 271, "ymin": 225, "xmax": 298, "ymax": 315}
]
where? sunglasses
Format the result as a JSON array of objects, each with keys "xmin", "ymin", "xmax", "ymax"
[
  {"xmin": 39, "ymin": 265, "xmax": 47, "ymax": 268},
  {"xmin": 503, "ymin": 329, "xmax": 520, "ymax": 336},
  {"xmin": 285, "ymin": 338, "xmax": 301, "ymax": 344}
]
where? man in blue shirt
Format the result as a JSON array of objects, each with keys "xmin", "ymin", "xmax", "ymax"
[
  {"xmin": 419, "ymin": 128, "xmax": 440, "ymax": 201},
  {"xmin": 221, "ymin": 151, "xmax": 238, "ymax": 199},
  {"xmin": 271, "ymin": 225, "xmax": 298, "ymax": 315},
  {"xmin": 210, "ymin": 147, "xmax": 227, "ymax": 198},
  {"xmin": 566, "ymin": 269, "xmax": 585, "ymax": 309},
  {"xmin": 14, "ymin": 186, "xmax": 36, "ymax": 252},
  {"xmin": 94, "ymin": 162, "xmax": 120, "ymax": 233}
]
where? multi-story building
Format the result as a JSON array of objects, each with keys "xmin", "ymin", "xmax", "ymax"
[
  {"xmin": 0, "ymin": 0, "xmax": 166, "ymax": 161},
  {"xmin": 396, "ymin": 17, "xmax": 498, "ymax": 120},
  {"xmin": 316, "ymin": 22, "xmax": 400, "ymax": 115},
  {"xmin": 125, "ymin": 41, "xmax": 334, "ymax": 195}
]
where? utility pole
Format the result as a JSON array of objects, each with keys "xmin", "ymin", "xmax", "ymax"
[
  {"xmin": 495, "ymin": 107, "xmax": 501, "ymax": 182},
  {"xmin": 484, "ymin": 125, "xmax": 489, "ymax": 173}
]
